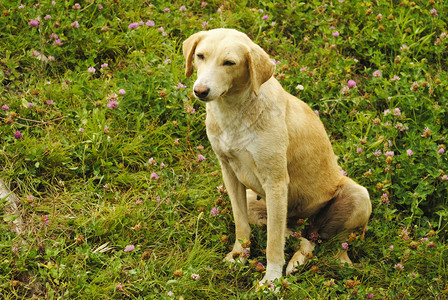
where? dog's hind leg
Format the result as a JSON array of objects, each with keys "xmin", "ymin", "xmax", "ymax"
[
  {"xmin": 312, "ymin": 176, "xmax": 372, "ymax": 264},
  {"xmin": 286, "ymin": 237, "xmax": 315, "ymax": 275}
]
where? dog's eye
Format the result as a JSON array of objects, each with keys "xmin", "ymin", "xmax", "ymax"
[
  {"xmin": 223, "ymin": 60, "xmax": 236, "ymax": 66},
  {"xmin": 196, "ymin": 54, "xmax": 204, "ymax": 60}
]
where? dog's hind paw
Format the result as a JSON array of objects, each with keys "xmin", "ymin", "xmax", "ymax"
[{"xmin": 223, "ymin": 250, "xmax": 248, "ymax": 265}]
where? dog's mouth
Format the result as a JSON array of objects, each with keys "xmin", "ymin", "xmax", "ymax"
[{"xmin": 196, "ymin": 96, "xmax": 213, "ymax": 102}]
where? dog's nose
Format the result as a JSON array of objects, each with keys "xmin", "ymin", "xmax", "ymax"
[{"xmin": 194, "ymin": 86, "xmax": 210, "ymax": 99}]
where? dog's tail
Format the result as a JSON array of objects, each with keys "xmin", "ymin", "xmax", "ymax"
[{"xmin": 247, "ymin": 189, "xmax": 267, "ymax": 225}]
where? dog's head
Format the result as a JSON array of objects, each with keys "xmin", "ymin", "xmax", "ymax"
[{"xmin": 183, "ymin": 28, "xmax": 275, "ymax": 102}]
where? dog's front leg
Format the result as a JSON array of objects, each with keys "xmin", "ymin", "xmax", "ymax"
[
  {"xmin": 260, "ymin": 183, "xmax": 288, "ymax": 286},
  {"xmin": 220, "ymin": 161, "xmax": 250, "ymax": 264}
]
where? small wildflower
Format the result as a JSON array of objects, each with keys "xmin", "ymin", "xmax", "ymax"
[
  {"xmin": 341, "ymin": 242, "xmax": 349, "ymax": 250},
  {"xmin": 19, "ymin": 4, "xmax": 25, "ymax": 9},
  {"xmin": 180, "ymin": 6, "xmax": 186, "ymax": 12},
  {"xmin": 427, "ymin": 241, "xmax": 436, "ymax": 248},
  {"xmin": 118, "ymin": 89, "xmax": 126, "ymax": 95},
  {"xmin": 12, "ymin": 246, "xmax": 19, "ymax": 253},
  {"xmin": 329, "ymin": 26, "xmax": 336, "ymax": 30},
  {"xmin": 347, "ymin": 80, "xmax": 356, "ymax": 88},
  {"xmin": 71, "ymin": 21, "xmax": 79, "ymax": 28},
  {"xmin": 438, "ymin": 148, "xmax": 445, "ymax": 154},
  {"xmin": 98, "ymin": 4, "xmax": 103, "ymax": 9},
  {"xmin": 14, "ymin": 130, "xmax": 23, "ymax": 140},
  {"xmin": 88, "ymin": 67, "xmax": 96, "ymax": 73},
  {"xmin": 384, "ymin": 109, "xmax": 391, "ymax": 116},
  {"xmin": 357, "ymin": 147, "xmax": 363, "ymax": 154},
  {"xmin": 442, "ymin": 175, "xmax": 448, "ymax": 181},
  {"xmin": 201, "ymin": 2, "xmax": 207, "ymax": 7},
  {"xmin": 124, "ymin": 245, "xmax": 135, "ymax": 252},
  {"xmin": 410, "ymin": 81, "xmax": 419, "ymax": 91},
  {"xmin": 410, "ymin": 272, "xmax": 416, "ymax": 278},
  {"xmin": 146, "ymin": 20, "xmax": 155, "ymax": 26},
  {"xmin": 72, "ymin": 3, "xmax": 81, "ymax": 9},
  {"xmin": 53, "ymin": 39, "xmax": 63, "ymax": 47},
  {"xmin": 240, "ymin": 249, "xmax": 250, "ymax": 258},
  {"xmin": 389, "ymin": 245, "xmax": 394, "ymax": 250},
  {"xmin": 390, "ymin": 75, "xmax": 401, "ymax": 81},
  {"xmin": 48, "ymin": 56, "xmax": 55, "ymax": 61},
  {"xmin": 341, "ymin": 170, "xmax": 347, "ymax": 176},
  {"xmin": 185, "ymin": 104, "xmax": 195, "ymax": 114},
  {"xmin": 29, "ymin": 19, "xmax": 39, "ymax": 27},
  {"xmin": 407, "ymin": 149, "xmax": 413, "ymax": 156},
  {"xmin": 373, "ymin": 150, "xmax": 381, "ymax": 158},
  {"xmin": 422, "ymin": 127, "xmax": 431, "ymax": 138},
  {"xmin": 101, "ymin": 63, "xmax": 108, "ymax": 69},
  {"xmin": 325, "ymin": 279, "xmax": 335, "ymax": 287},
  {"xmin": 176, "ymin": 82, "xmax": 187, "ymax": 89},
  {"xmin": 150, "ymin": 173, "xmax": 159, "ymax": 180},
  {"xmin": 164, "ymin": 58, "xmax": 171, "ymax": 64},
  {"xmin": 262, "ymin": 15, "xmax": 269, "ymax": 20},
  {"xmin": 129, "ymin": 22, "xmax": 139, "ymax": 29},
  {"xmin": 148, "ymin": 157, "xmax": 156, "ymax": 165},
  {"xmin": 400, "ymin": 228, "xmax": 410, "ymax": 240},
  {"xmin": 210, "ymin": 207, "xmax": 220, "ymax": 217},
  {"xmin": 115, "ymin": 283, "xmax": 124, "ymax": 292},
  {"xmin": 332, "ymin": 31, "xmax": 340, "ymax": 37},
  {"xmin": 191, "ymin": 273, "xmax": 200, "ymax": 280},
  {"xmin": 44, "ymin": 15, "xmax": 52, "ymax": 20},
  {"xmin": 1, "ymin": 104, "xmax": 9, "ymax": 111},
  {"xmin": 217, "ymin": 185, "xmax": 226, "ymax": 193},
  {"xmin": 296, "ymin": 84, "xmax": 304, "ymax": 90},
  {"xmin": 385, "ymin": 151, "xmax": 394, "ymax": 157},
  {"xmin": 107, "ymin": 99, "xmax": 118, "ymax": 109},
  {"xmin": 167, "ymin": 291, "xmax": 174, "ymax": 296},
  {"xmin": 430, "ymin": 8, "xmax": 438, "ymax": 17},
  {"xmin": 198, "ymin": 154, "xmax": 205, "ymax": 162},
  {"xmin": 366, "ymin": 293, "xmax": 374, "ymax": 299},
  {"xmin": 400, "ymin": 44, "xmax": 408, "ymax": 52},
  {"xmin": 104, "ymin": 125, "xmax": 109, "ymax": 133},
  {"xmin": 255, "ymin": 263, "xmax": 265, "ymax": 272},
  {"xmin": 394, "ymin": 263, "xmax": 404, "ymax": 270},
  {"xmin": 373, "ymin": 70, "xmax": 382, "ymax": 77},
  {"xmin": 341, "ymin": 86, "xmax": 350, "ymax": 95},
  {"xmin": 79, "ymin": 128, "xmax": 85, "ymax": 132},
  {"xmin": 40, "ymin": 215, "xmax": 49, "ymax": 225},
  {"xmin": 160, "ymin": 162, "xmax": 165, "ymax": 168},
  {"xmin": 381, "ymin": 193, "xmax": 390, "ymax": 204}
]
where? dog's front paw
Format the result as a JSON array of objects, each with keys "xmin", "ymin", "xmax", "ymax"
[{"xmin": 257, "ymin": 269, "xmax": 282, "ymax": 293}]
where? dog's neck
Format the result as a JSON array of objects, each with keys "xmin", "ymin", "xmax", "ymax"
[{"xmin": 206, "ymin": 89, "xmax": 262, "ymax": 130}]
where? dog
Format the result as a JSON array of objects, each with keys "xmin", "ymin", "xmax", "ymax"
[{"xmin": 183, "ymin": 28, "xmax": 372, "ymax": 287}]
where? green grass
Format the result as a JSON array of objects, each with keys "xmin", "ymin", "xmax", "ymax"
[{"xmin": 1, "ymin": 0, "xmax": 447, "ymax": 299}]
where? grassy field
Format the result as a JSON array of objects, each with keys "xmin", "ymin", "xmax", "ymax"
[{"xmin": 1, "ymin": 0, "xmax": 447, "ymax": 299}]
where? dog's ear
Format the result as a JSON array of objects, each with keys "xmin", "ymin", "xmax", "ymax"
[
  {"xmin": 183, "ymin": 31, "xmax": 206, "ymax": 78},
  {"xmin": 247, "ymin": 44, "xmax": 275, "ymax": 96}
]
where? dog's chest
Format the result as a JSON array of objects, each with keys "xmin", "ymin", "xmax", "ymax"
[{"xmin": 209, "ymin": 129, "xmax": 264, "ymax": 194}]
